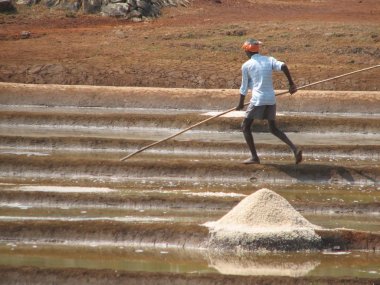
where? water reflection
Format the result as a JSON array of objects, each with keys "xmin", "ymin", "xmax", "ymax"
[
  {"xmin": 208, "ymin": 251, "xmax": 320, "ymax": 277},
  {"xmin": 207, "ymin": 250, "xmax": 380, "ymax": 278}
]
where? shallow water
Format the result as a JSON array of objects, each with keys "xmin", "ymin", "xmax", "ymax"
[{"xmin": 0, "ymin": 243, "xmax": 379, "ymax": 278}]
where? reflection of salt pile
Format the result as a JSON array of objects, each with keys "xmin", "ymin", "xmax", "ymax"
[
  {"xmin": 208, "ymin": 252, "xmax": 320, "ymax": 277},
  {"xmin": 205, "ymin": 188, "xmax": 322, "ymax": 251}
]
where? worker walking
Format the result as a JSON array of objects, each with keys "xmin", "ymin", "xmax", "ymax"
[{"xmin": 236, "ymin": 38, "xmax": 303, "ymax": 165}]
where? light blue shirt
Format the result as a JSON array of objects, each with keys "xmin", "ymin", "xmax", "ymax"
[{"xmin": 239, "ymin": 54, "xmax": 284, "ymax": 106}]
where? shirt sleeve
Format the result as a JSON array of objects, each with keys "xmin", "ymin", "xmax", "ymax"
[
  {"xmin": 271, "ymin": 57, "xmax": 284, "ymax": 71},
  {"xmin": 239, "ymin": 64, "xmax": 250, "ymax": 96}
]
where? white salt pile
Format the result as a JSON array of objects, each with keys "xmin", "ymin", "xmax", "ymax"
[{"xmin": 205, "ymin": 188, "xmax": 322, "ymax": 251}]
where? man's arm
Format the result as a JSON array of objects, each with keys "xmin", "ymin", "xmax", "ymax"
[
  {"xmin": 281, "ymin": 64, "xmax": 297, "ymax": 95},
  {"xmin": 236, "ymin": 94, "xmax": 245, "ymax": 110},
  {"xmin": 236, "ymin": 66, "xmax": 249, "ymax": 110}
]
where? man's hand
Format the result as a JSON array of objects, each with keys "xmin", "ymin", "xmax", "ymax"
[
  {"xmin": 281, "ymin": 64, "xmax": 297, "ymax": 95},
  {"xmin": 289, "ymin": 83, "xmax": 297, "ymax": 95},
  {"xmin": 236, "ymin": 94, "xmax": 245, "ymax": 110},
  {"xmin": 236, "ymin": 102, "xmax": 245, "ymax": 111}
]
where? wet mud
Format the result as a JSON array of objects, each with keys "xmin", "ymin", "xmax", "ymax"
[
  {"xmin": 1, "ymin": 154, "xmax": 378, "ymax": 187},
  {"xmin": 0, "ymin": 220, "xmax": 209, "ymax": 248},
  {"xmin": 316, "ymin": 229, "xmax": 380, "ymax": 252},
  {"xmin": 1, "ymin": 266, "xmax": 379, "ymax": 285},
  {"xmin": 1, "ymin": 187, "xmax": 379, "ymax": 215},
  {"xmin": 1, "ymin": 136, "xmax": 379, "ymax": 160}
]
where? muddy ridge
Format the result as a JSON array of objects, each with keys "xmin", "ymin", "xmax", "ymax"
[
  {"xmin": 1, "ymin": 154, "xmax": 379, "ymax": 185},
  {"xmin": 1, "ymin": 110, "xmax": 379, "ymax": 133},
  {"xmin": 0, "ymin": 220, "xmax": 379, "ymax": 251}
]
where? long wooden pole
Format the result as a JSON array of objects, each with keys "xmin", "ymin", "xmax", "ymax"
[{"xmin": 120, "ymin": 64, "xmax": 380, "ymax": 161}]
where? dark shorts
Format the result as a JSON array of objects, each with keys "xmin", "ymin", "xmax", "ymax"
[{"xmin": 245, "ymin": 104, "xmax": 276, "ymax": 120}]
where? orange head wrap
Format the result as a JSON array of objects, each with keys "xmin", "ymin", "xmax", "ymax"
[{"xmin": 242, "ymin": 39, "xmax": 262, "ymax": 53}]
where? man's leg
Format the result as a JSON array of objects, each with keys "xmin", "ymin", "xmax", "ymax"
[
  {"xmin": 241, "ymin": 117, "xmax": 260, "ymax": 164},
  {"xmin": 268, "ymin": 120, "xmax": 302, "ymax": 164}
]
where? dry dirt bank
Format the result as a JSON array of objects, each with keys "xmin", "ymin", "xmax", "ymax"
[
  {"xmin": 0, "ymin": 0, "xmax": 379, "ymax": 90},
  {"xmin": 1, "ymin": 83, "xmax": 380, "ymax": 113}
]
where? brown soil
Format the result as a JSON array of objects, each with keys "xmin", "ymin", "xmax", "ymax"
[{"xmin": 1, "ymin": 0, "xmax": 379, "ymax": 90}]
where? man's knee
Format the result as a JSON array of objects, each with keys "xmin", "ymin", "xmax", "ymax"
[
  {"xmin": 241, "ymin": 119, "xmax": 252, "ymax": 134},
  {"xmin": 268, "ymin": 120, "xmax": 277, "ymax": 134}
]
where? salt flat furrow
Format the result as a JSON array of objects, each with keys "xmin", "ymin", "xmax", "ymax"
[{"xmin": 0, "ymin": 83, "xmax": 379, "ymax": 280}]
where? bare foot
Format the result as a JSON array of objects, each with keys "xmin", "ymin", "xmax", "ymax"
[
  {"xmin": 242, "ymin": 157, "xmax": 260, "ymax": 165},
  {"xmin": 295, "ymin": 150, "xmax": 303, "ymax": 164}
]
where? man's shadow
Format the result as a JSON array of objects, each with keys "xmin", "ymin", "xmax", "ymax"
[{"xmin": 252, "ymin": 163, "xmax": 377, "ymax": 185}]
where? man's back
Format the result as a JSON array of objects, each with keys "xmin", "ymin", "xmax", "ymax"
[{"xmin": 240, "ymin": 53, "xmax": 283, "ymax": 106}]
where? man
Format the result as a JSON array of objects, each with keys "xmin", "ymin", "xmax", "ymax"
[{"xmin": 236, "ymin": 38, "xmax": 302, "ymax": 165}]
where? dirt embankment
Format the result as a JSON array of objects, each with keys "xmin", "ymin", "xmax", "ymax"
[
  {"xmin": 1, "ymin": 83, "xmax": 380, "ymax": 112},
  {"xmin": 0, "ymin": 0, "xmax": 379, "ymax": 90}
]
